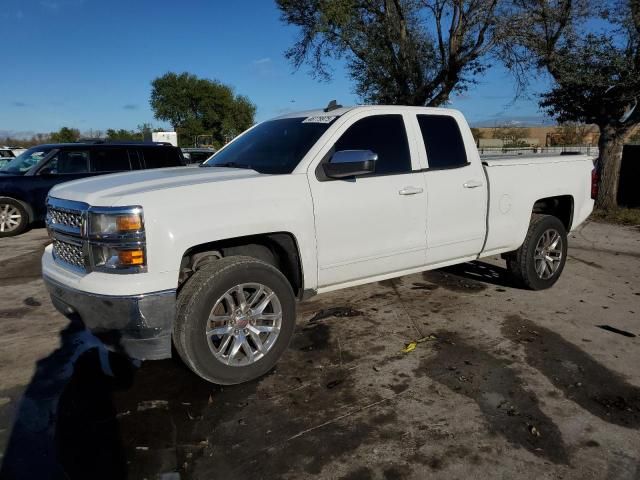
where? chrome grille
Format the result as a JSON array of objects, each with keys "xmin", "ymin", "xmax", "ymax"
[
  {"xmin": 48, "ymin": 207, "xmax": 83, "ymax": 230},
  {"xmin": 52, "ymin": 239, "xmax": 85, "ymax": 269}
]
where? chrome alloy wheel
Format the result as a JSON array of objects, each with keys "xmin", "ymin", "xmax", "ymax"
[
  {"xmin": 0, "ymin": 203, "xmax": 22, "ymax": 233},
  {"xmin": 206, "ymin": 283, "xmax": 282, "ymax": 366},
  {"xmin": 534, "ymin": 229, "xmax": 563, "ymax": 280}
]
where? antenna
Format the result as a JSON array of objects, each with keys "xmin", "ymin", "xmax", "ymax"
[{"xmin": 324, "ymin": 100, "xmax": 342, "ymax": 112}]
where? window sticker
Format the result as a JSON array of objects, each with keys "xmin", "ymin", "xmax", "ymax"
[{"xmin": 302, "ymin": 115, "xmax": 337, "ymax": 124}]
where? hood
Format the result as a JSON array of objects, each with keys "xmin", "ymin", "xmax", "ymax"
[{"xmin": 49, "ymin": 166, "xmax": 264, "ymax": 205}]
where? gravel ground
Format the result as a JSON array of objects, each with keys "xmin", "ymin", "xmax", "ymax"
[{"xmin": 0, "ymin": 220, "xmax": 638, "ymax": 480}]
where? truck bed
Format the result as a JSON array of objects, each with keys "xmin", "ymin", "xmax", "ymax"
[
  {"xmin": 481, "ymin": 153, "xmax": 595, "ymax": 167},
  {"xmin": 479, "ymin": 152, "xmax": 595, "ymax": 258}
]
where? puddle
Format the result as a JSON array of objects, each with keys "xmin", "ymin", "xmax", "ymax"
[
  {"xmin": 0, "ymin": 307, "xmax": 31, "ymax": 319},
  {"xmin": 414, "ymin": 332, "xmax": 568, "ymax": 464},
  {"xmin": 309, "ymin": 307, "xmax": 363, "ymax": 323},
  {"xmin": 503, "ymin": 315, "xmax": 640, "ymax": 428},
  {"xmin": 421, "ymin": 270, "xmax": 488, "ymax": 293}
]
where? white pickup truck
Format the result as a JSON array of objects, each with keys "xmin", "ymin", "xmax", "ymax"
[{"xmin": 42, "ymin": 105, "xmax": 595, "ymax": 384}]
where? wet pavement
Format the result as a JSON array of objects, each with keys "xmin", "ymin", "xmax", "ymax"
[{"xmin": 0, "ymin": 221, "xmax": 639, "ymax": 479}]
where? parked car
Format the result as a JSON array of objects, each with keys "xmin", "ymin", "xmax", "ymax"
[
  {"xmin": 43, "ymin": 105, "xmax": 595, "ymax": 385},
  {"xmin": 0, "ymin": 148, "xmax": 16, "ymax": 169},
  {"xmin": 182, "ymin": 147, "xmax": 216, "ymax": 164},
  {"xmin": 0, "ymin": 142, "xmax": 185, "ymax": 236}
]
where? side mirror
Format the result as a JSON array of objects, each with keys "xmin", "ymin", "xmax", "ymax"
[{"xmin": 323, "ymin": 150, "xmax": 377, "ymax": 179}]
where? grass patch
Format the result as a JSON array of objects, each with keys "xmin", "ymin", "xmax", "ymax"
[{"xmin": 590, "ymin": 207, "xmax": 640, "ymax": 226}]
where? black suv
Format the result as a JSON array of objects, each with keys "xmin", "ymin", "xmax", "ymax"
[{"xmin": 0, "ymin": 142, "xmax": 185, "ymax": 237}]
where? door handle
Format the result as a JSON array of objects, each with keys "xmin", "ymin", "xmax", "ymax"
[
  {"xmin": 399, "ymin": 186, "xmax": 423, "ymax": 195},
  {"xmin": 463, "ymin": 180, "xmax": 483, "ymax": 188}
]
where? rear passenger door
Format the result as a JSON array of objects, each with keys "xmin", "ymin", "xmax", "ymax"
[
  {"xmin": 140, "ymin": 147, "xmax": 183, "ymax": 169},
  {"xmin": 309, "ymin": 112, "xmax": 427, "ymax": 287},
  {"xmin": 32, "ymin": 149, "xmax": 92, "ymax": 217},
  {"xmin": 413, "ymin": 114, "xmax": 487, "ymax": 265},
  {"xmin": 90, "ymin": 147, "xmax": 133, "ymax": 173}
]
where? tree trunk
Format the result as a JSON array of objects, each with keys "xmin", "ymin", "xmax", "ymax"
[{"xmin": 595, "ymin": 124, "xmax": 626, "ymax": 210}]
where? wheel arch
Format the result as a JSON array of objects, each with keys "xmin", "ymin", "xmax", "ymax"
[
  {"xmin": 531, "ymin": 195, "xmax": 574, "ymax": 231},
  {"xmin": 0, "ymin": 195, "xmax": 33, "ymax": 223},
  {"xmin": 179, "ymin": 232, "xmax": 305, "ymax": 298}
]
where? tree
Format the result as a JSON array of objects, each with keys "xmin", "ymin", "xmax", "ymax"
[
  {"xmin": 49, "ymin": 127, "xmax": 80, "ymax": 143},
  {"xmin": 505, "ymin": 0, "xmax": 640, "ymax": 209},
  {"xmin": 470, "ymin": 127, "xmax": 485, "ymax": 143},
  {"xmin": 552, "ymin": 122, "xmax": 591, "ymax": 146},
  {"xmin": 627, "ymin": 127, "xmax": 640, "ymax": 144},
  {"xmin": 277, "ymin": 0, "xmax": 512, "ymax": 106},
  {"xmin": 106, "ymin": 129, "xmax": 142, "ymax": 141},
  {"xmin": 150, "ymin": 72, "xmax": 256, "ymax": 148},
  {"xmin": 492, "ymin": 125, "xmax": 530, "ymax": 147}
]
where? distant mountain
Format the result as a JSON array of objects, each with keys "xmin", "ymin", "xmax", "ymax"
[{"xmin": 471, "ymin": 116, "xmax": 556, "ymax": 128}]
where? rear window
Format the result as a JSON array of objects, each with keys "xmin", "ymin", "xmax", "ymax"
[
  {"xmin": 141, "ymin": 147, "xmax": 182, "ymax": 168},
  {"xmin": 91, "ymin": 148, "xmax": 131, "ymax": 172},
  {"xmin": 0, "ymin": 150, "xmax": 14, "ymax": 158},
  {"xmin": 416, "ymin": 115, "xmax": 468, "ymax": 169}
]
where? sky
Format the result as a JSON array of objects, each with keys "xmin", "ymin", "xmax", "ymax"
[{"xmin": 1, "ymin": 0, "xmax": 554, "ymax": 137}]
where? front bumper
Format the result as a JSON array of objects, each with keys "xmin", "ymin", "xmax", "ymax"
[{"xmin": 44, "ymin": 275, "xmax": 175, "ymax": 360}]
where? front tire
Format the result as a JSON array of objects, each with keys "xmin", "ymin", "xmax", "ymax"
[
  {"xmin": 173, "ymin": 256, "xmax": 296, "ymax": 384},
  {"xmin": 507, "ymin": 214, "xmax": 568, "ymax": 290},
  {"xmin": 0, "ymin": 198, "xmax": 29, "ymax": 237}
]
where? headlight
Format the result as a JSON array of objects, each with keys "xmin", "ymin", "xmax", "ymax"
[
  {"xmin": 87, "ymin": 206, "xmax": 146, "ymax": 272},
  {"xmin": 89, "ymin": 210, "xmax": 143, "ymax": 236},
  {"xmin": 90, "ymin": 244, "xmax": 146, "ymax": 270}
]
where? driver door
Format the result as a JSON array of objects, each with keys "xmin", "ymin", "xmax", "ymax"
[
  {"xmin": 308, "ymin": 112, "xmax": 427, "ymax": 288},
  {"xmin": 33, "ymin": 149, "xmax": 91, "ymax": 217}
]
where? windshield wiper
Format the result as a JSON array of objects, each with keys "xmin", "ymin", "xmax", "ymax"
[{"xmin": 204, "ymin": 162, "xmax": 253, "ymax": 170}]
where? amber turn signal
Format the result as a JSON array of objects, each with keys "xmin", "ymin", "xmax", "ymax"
[
  {"xmin": 118, "ymin": 249, "xmax": 145, "ymax": 266},
  {"xmin": 116, "ymin": 214, "xmax": 142, "ymax": 232}
]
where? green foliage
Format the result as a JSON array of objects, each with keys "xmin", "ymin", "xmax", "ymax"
[
  {"xmin": 277, "ymin": 0, "xmax": 509, "ymax": 106},
  {"xmin": 106, "ymin": 129, "xmax": 142, "ymax": 141},
  {"xmin": 591, "ymin": 207, "xmax": 640, "ymax": 225},
  {"xmin": 539, "ymin": 35, "xmax": 640, "ymax": 127},
  {"xmin": 506, "ymin": 0, "xmax": 640, "ymax": 208},
  {"xmin": 492, "ymin": 126, "xmax": 530, "ymax": 147},
  {"xmin": 150, "ymin": 72, "xmax": 256, "ymax": 147},
  {"xmin": 626, "ymin": 129, "xmax": 640, "ymax": 144},
  {"xmin": 49, "ymin": 127, "xmax": 80, "ymax": 143},
  {"xmin": 470, "ymin": 127, "xmax": 485, "ymax": 142},
  {"xmin": 552, "ymin": 122, "xmax": 590, "ymax": 146}
]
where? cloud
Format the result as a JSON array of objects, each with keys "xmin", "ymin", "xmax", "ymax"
[
  {"xmin": 40, "ymin": 0, "xmax": 60, "ymax": 9},
  {"xmin": 11, "ymin": 101, "xmax": 28, "ymax": 107},
  {"xmin": 250, "ymin": 57, "xmax": 278, "ymax": 78},
  {"xmin": 123, "ymin": 104, "xmax": 138, "ymax": 110},
  {"xmin": 40, "ymin": 0, "xmax": 84, "ymax": 10},
  {"xmin": 252, "ymin": 57, "xmax": 272, "ymax": 65}
]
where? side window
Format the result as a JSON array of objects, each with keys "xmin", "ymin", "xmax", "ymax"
[
  {"xmin": 47, "ymin": 150, "xmax": 89, "ymax": 174},
  {"xmin": 128, "ymin": 149, "xmax": 143, "ymax": 170},
  {"xmin": 334, "ymin": 115, "xmax": 411, "ymax": 175},
  {"xmin": 91, "ymin": 148, "xmax": 131, "ymax": 172},
  {"xmin": 417, "ymin": 115, "xmax": 468, "ymax": 169},
  {"xmin": 141, "ymin": 147, "xmax": 180, "ymax": 168}
]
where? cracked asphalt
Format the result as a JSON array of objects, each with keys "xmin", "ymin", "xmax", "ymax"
[{"xmin": 0, "ymin": 220, "xmax": 639, "ymax": 480}]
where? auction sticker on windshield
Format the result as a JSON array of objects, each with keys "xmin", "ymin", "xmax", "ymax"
[{"xmin": 302, "ymin": 116, "xmax": 337, "ymax": 124}]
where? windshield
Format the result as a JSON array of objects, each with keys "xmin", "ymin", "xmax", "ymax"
[
  {"xmin": 0, "ymin": 146, "xmax": 53, "ymax": 174},
  {"xmin": 204, "ymin": 117, "xmax": 336, "ymax": 174}
]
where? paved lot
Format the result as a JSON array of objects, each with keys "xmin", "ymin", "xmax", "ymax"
[{"xmin": 0, "ymin": 221, "xmax": 639, "ymax": 479}]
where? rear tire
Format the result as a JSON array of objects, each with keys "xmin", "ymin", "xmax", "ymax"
[
  {"xmin": 506, "ymin": 214, "xmax": 568, "ymax": 290},
  {"xmin": 0, "ymin": 198, "xmax": 29, "ymax": 237},
  {"xmin": 173, "ymin": 256, "xmax": 296, "ymax": 384}
]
